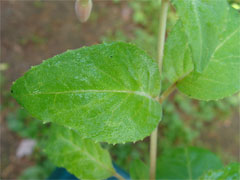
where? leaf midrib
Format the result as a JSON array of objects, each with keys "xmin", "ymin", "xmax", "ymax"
[
  {"xmin": 27, "ymin": 89, "xmax": 158, "ymax": 102},
  {"xmin": 184, "ymin": 147, "xmax": 192, "ymax": 180},
  {"xmin": 210, "ymin": 26, "xmax": 240, "ymax": 60}
]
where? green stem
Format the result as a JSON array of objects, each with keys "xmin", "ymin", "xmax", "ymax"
[
  {"xmin": 150, "ymin": 0, "xmax": 169, "ymax": 179},
  {"xmin": 114, "ymin": 172, "xmax": 125, "ymax": 180},
  {"xmin": 150, "ymin": 128, "xmax": 158, "ymax": 180},
  {"xmin": 157, "ymin": 0, "xmax": 169, "ymax": 75},
  {"xmin": 158, "ymin": 82, "xmax": 177, "ymax": 104}
]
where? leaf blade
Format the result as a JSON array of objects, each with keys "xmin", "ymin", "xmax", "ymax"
[
  {"xmin": 163, "ymin": 2, "xmax": 240, "ymax": 100},
  {"xmin": 199, "ymin": 163, "xmax": 240, "ymax": 180},
  {"xmin": 129, "ymin": 159, "xmax": 149, "ymax": 179},
  {"xmin": 171, "ymin": 0, "xmax": 239, "ymax": 72},
  {"xmin": 11, "ymin": 42, "xmax": 162, "ymax": 143},
  {"xmin": 45, "ymin": 125, "xmax": 115, "ymax": 180},
  {"xmin": 156, "ymin": 147, "xmax": 223, "ymax": 179}
]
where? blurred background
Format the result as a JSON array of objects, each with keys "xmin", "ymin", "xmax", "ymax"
[{"xmin": 1, "ymin": 0, "xmax": 240, "ymax": 179}]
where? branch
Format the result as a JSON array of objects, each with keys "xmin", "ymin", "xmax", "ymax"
[{"xmin": 158, "ymin": 82, "xmax": 177, "ymax": 104}]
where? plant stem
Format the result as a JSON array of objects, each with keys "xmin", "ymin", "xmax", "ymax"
[
  {"xmin": 114, "ymin": 172, "xmax": 125, "ymax": 180},
  {"xmin": 158, "ymin": 82, "xmax": 177, "ymax": 104},
  {"xmin": 150, "ymin": 128, "xmax": 158, "ymax": 180},
  {"xmin": 157, "ymin": 0, "xmax": 169, "ymax": 75},
  {"xmin": 150, "ymin": 0, "xmax": 169, "ymax": 179}
]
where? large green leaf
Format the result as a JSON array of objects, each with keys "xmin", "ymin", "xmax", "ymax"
[
  {"xmin": 45, "ymin": 125, "xmax": 115, "ymax": 180},
  {"xmin": 156, "ymin": 147, "xmax": 223, "ymax": 179},
  {"xmin": 164, "ymin": 2, "xmax": 240, "ymax": 100},
  {"xmin": 11, "ymin": 42, "xmax": 161, "ymax": 143},
  {"xmin": 171, "ymin": 0, "xmax": 240, "ymax": 72},
  {"xmin": 199, "ymin": 163, "xmax": 240, "ymax": 180}
]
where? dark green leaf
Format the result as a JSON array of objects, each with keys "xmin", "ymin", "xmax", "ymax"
[
  {"xmin": 19, "ymin": 161, "xmax": 55, "ymax": 180},
  {"xmin": 6, "ymin": 108, "xmax": 45, "ymax": 139},
  {"xmin": 199, "ymin": 163, "xmax": 240, "ymax": 180},
  {"xmin": 45, "ymin": 125, "xmax": 115, "ymax": 180},
  {"xmin": 11, "ymin": 42, "xmax": 162, "ymax": 143},
  {"xmin": 156, "ymin": 147, "xmax": 223, "ymax": 179},
  {"xmin": 129, "ymin": 159, "xmax": 149, "ymax": 179}
]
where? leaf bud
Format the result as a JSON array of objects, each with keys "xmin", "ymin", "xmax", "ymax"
[{"xmin": 75, "ymin": 0, "xmax": 92, "ymax": 23}]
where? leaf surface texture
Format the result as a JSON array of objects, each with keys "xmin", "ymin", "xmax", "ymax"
[
  {"xmin": 45, "ymin": 125, "xmax": 115, "ymax": 180},
  {"xmin": 164, "ymin": 0, "xmax": 240, "ymax": 100},
  {"xmin": 199, "ymin": 163, "xmax": 240, "ymax": 180},
  {"xmin": 12, "ymin": 42, "xmax": 162, "ymax": 143},
  {"xmin": 156, "ymin": 147, "xmax": 223, "ymax": 179},
  {"xmin": 171, "ymin": 0, "xmax": 240, "ymax": 72}
]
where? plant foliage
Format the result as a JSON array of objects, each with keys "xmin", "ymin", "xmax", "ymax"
[
  {"xmin": 130, "ymin": 159, "xmax": 149, "ymax": 179},
  {"xmin": 199, "ymin": 163, "xmax": 240, "ymax": 180},
  {"xmin": 156, "ymin": 147, "xmax": 223, "ymax": 179},
  {"xmin": 45, "ymin": 125, "xmax": 115, "ymax": 180},
  {"xmin": 164, "ymin": 0, "xmax": 240, "ymax": 100},
  {"xmin": 11, "ymin": 42, "xmax": 162, "ymax": 144},
  {"xmin": 10, "ymin": 0, "xmax": 240, "ymax": 179}
]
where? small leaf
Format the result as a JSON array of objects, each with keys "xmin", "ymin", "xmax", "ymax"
[
  {"xmin": 171, "ymin": 0, "xmax": 240, "ymax": 72},
  {"xmin": 129, "ymin": 159, "xmax": 149, "ymax": 179},
  {"xmin": 11, "ymin": 42, "xmax": 162, "ymax": 143},
  {"xmin": 156, "ymin": 147, "xmax": 223, "ymax": 179},
  {"xmin": 199, "ymin": 163, "xmax": 240, "ymax": 180},
  {"xmin": 164, "ymin": 2, "xmax": 240, "ymax": 100},
  {"xmin": 45, "ymin": 125, "xmax": 115, "ymax": 180}
]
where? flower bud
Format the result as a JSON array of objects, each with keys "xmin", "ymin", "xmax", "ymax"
[{"xmin": 75, "ymin": 0, "xmax": 92, "ymax": 23}]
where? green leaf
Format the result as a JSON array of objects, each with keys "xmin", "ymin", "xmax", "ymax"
[
  {"xmin": 163, "ymin": 21, "xmax": 194, "ymax": 83},
  {"xmin": 11, "ymin": 42, "xmax": 162, "ymax": 143},
  {"xmin": 199, "ymin": 163, "xmax": 240, "ymax": 180},
  {"xmin": 45, "ymin": 125, "xmax": 115, "ymax": 180},
  {"xmin": 19, "ymin": 161, "xmax": 55, "ymax": 180},
  {"xmin": 156, "ymin": 147, "xmax": 223, "ymax": 179},
  {"xmin": 164, "ymin": 2, "xmax": 240, "ymax": 100},
  {"xmin": 129, "ymin": 159, "xmax": 149, "ymax": 179},
  {"xmin": 171, "ymin": 0, "xmax": 240, "ymax": 72}
]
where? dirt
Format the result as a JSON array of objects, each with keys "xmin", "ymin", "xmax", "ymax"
[{"xmin": 1, "ymin": 0, "xmax": 132, "ymax": 86}]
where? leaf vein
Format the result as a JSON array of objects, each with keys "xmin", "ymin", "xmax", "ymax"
[{"xmin": 28, "ymin": 89, "xmax": 157, "ymax": 102}]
